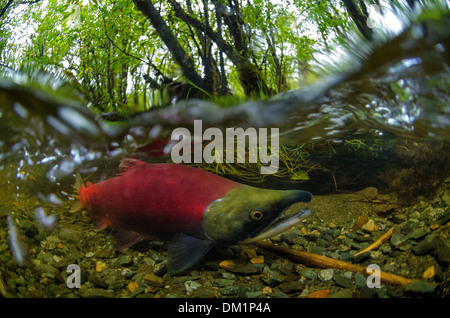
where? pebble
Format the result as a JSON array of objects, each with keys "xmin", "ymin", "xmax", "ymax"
[
  {"xmin": 221, "ymin": 286, "xmax": 237, "ymax": 296},
  {"xmin": 121, "ymin": 268, "xmax": 136, "ymax": 278},
  {"xmin": 354, "ymin": 273, "xmax": 367, "ymax": 289},
  {"xmin": 261, "ymin": 266, "xmax": 284, "ymax": 285},
  {"xmin": 333, "ymin": 273, "xmax": 352, "ymax": 288},
  {"xmin": 436, "ymin": 245, "xmax": 450, "ymax": 266},
  {"xmin": 5, "ymin": 179, "xmax": 448, "ymax": 299},
  {"xmin": 422, "ymin": 265, "xmax": 435, "ymax": 279},
  {"xmin": 143, "ymin": 273, "xmax": 163, "ymax": 287},
  {"xmin": 404, "ymin": 280, "xmax": 436, "ymax": 295},
  {"xmin": 407, "ymin": 227, "xmax": 430, "ymax": 240},
  {"xmin": 219, "ymin": 260, "xmax": 261, "ymax": 275},
  {"xmin": 119, "ymin": 255, "xmax": 133, "ymax": 266},
  {"xmin": 184, "ymin": 280, "xmax": 201, "ymax": 293},
  {"xmin": 214, "ymin": 278, "xmax": 235, "ymax": 287},
  {"xmin": 412, "ymin": 235, "xmax": 444, "ymax": 255},
  {"xmin": 301, "ymin": 269, "xmax": 316, "ymax": 280},
  {"xmin": 128, "ymin": 282, "xmax": 139, "ymax": 293},
  {"xmin": 361, "ymin": 219, "xmax": 376, "ymax": 232},
  {"xmin": 95, "ymin": 261, "xmax": 107, "ymax": 272},
  {"xmin": 318, "ymin": 269, "xmax": 334, "ymax": 282},
  {"xmin": 352, "ymin": 216, "xmax": 369, "ymax": 231},
  {"xmin": 390, "ymin": 233, "xmax": 407, "ymax": 247},
  {"xmin": 279, "ymin": 281, "xmax": 304, "ymax": 294}
]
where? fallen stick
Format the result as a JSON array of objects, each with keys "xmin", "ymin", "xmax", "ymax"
[
  {"xmin": 354, "ymin": 227, "xmax": 394, "ymax": 257},
  {"xmin": 254, "ymin": 240, "xmax": 417, "ymax": 286}
]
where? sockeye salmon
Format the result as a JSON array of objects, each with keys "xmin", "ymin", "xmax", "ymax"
[{"xmin": 78, "ymin": 158, "xmax": 312, "ymax": 274}]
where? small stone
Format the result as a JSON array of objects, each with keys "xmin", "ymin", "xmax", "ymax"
[
  {"xmin": 409, "ymin": 211, "xmax": 421, "ymax": 219},
  {"xmin": 245, "ymin": 291, "xmax": 262, "ymax": 298},
  {"xmin": 390, "ymin": 214, "xmax": 407, "ymax": 224},
  {"xmin": 214, "ymin": 278, "xmax": 235, "ymax": 287},
  {"xmin": 301, "ymin": 269, "xmax": 316, "ymax": 280},
  {"xmin": 128, "ymin": 282, "xmax": 139, "ymax": 293},
  {"xmin": 330, "ymin": 289, "xmax": 353, "ymax": 298},
  {"xmin": 422, "ymin": 266, "xmax": 435, "ymax": 279},
  {"xmin": 250, "ymin": 255, "xmax": 264, "ymax": 264},
  {"xmin": 261, "ymin": 267, "xmax": 284, "ymax": 285},
  {"xmin": 119, "ymin": 255, "xmax": 133, "ymax": 266},
  {"xmin": 222, "ymin": 286, "xmax": 237, "ymax": 296},
  {"xmin": 279, "ymin": 281, "xmax": 304, "ymax": 293},
  {"xmin": 122, "ymin": 268, "xmax": 135, "ymax": 278},
  {"xmin": 437, "ymin": 246, "xmax": 450, "ymax": 266},
  {"xmin": 361, "ymin": 219, "xmax": 376, "ymax": 232},
  {"xmin": 292, "ymin": 237, "xmax": 308, "ymax": 246},
  {"xmin": 390, "ymin": 233, "xmax": 407, "ymax": 247},
  {"xmin": 153, "ymin": 261, "xmax": 167, "ymax": 276},
  {"xmin": 343, "ymin": 271, "xmax": 353, "ymax": 279},
  {"xmin": 318, "ymin": 269, "xmax": 334, "ymax": 282},
  {"xmin": 262, "ymin": 286, "xmax": 272, "ymax": 295},
  {"xmin": 184, "ymin": 280, "xmax": 201, "ymax": 292},
  {"xmin": 412, "ymin": 235, "xmax": 442, "ymax": 255},
  {"xmin": 304, "ymin": 289, "xmax": 330, "ymax": 298},
  {"xmin": 143, "ymin": 273, "xmax": 163, "ymax": 287},
  {"xmin": 304, "ymin": 230, "xmax": 320, "ymax": 241},
  {"xmin": 106, "ymin": 277, "xmax": 125, "ymax": 290},
  {"xmin": 429, "ymin": 224, "xmax": 440, "ymax": 230},
  {"xmin": 219, "ymin": 260, "xmax": 261, "ymax": 274},
  {"xmin": 95, "ymin": 261, "xmax": 107, "ymax": 272},
  {"xmin": 353, "ymin": 251, "xmax": 371, "ymax": 263},
  {"xmin": 358, "ymin": 187, "xmax": 378, "ymax": 199},
  {"xmin": 308, "ymin": 245, "xmax": 327, "ymax": 255},
  {"xmin": 404, "ymin": 280, "xmax": 436, "ymax": 295},
  {"xmin": 407, "ymin": 227, "xmax": 430, "ymax": 240},
  {"xmin": 333, "ymin": 273, "xmax": 352, "ymax": 288},
  {"xmin": 354, "ymin": 273, "xmax": 367, "ymax": 288},
  {"xmin": 352, "ymin": 216, "xmax": 369, "ymax": 231},
  {"xmin": 241, "ymin": 248, "xmax": 257, "ymax": 260}
]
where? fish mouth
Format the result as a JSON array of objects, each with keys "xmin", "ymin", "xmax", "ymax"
[{"xmin": 242, "ymin": 208, "xmax": 311, "ymax": 243}]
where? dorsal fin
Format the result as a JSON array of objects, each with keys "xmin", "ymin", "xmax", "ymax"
[{"xmin": 118, "ymin": 158, "xmax": 147, "ymax": 176}]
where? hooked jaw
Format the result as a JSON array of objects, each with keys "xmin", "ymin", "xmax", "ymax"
[{"xmin": 242, "ymin": 207, "xmax": 311, "ymax": 243}]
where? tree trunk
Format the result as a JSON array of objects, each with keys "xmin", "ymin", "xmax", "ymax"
[{"xmin": 133, "ymin": 0, "xmax": 206, "ymax": 93}]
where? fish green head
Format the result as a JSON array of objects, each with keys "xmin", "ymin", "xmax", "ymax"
[{"xmin": 203, "ymin": 185, "xmax": 312, "ymax": 244}]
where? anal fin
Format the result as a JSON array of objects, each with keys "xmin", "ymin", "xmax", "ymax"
[
  {"xmin": 167, "ymin": 233, "xmax": 214, "ymax": 275},
  {"xmin": 114, "ymin": 228, "xmax": 144, "ymax": 250}
]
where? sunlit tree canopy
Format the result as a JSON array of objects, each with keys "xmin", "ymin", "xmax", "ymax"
[{"xmin": 0, "ymin": 0, "xmax": 440, "ymax": 114}]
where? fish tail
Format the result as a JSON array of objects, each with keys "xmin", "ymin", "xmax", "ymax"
[
  {"xmin": 73, "ymin": 173, "xmax": 85, "ymax": 191},
  {"xmin": 70, "ymin": 173, "xmax": 86, "ymax": 212}
]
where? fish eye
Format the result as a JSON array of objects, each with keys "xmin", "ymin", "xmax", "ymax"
[{"xmin": 250, "ymin": 210, "xmax": 264, "ymax": 221}]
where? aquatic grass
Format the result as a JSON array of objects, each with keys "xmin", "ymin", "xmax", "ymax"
[{"xmin": 190, "ymin": 143, "xmax": 324, "ymax": 184}]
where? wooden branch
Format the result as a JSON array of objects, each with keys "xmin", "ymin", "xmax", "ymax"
[
  {"xmin": 354, "ymin": 227, "xmax": 394, "ymax": 257},
  {"xmin": 254, "ymin": 240, "xmax": 417, "ymax": 286},
  {"xmin": 133, "ymin": 0, "xmax": 205, "ymax": 90}
]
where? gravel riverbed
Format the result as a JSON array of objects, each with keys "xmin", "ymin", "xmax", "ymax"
[{"xmin": 1, "ymin": 182, "xmax": 450, "ymax": 298}]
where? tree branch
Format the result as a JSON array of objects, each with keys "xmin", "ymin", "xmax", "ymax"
[{"xmin": 133, "ymin": 0, "xmax": 205, "ymax": 91}]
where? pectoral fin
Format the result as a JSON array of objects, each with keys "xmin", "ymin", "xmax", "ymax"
[{"xmin": 167, "ymin": 233, "xmax": 214, "ymax": 275}]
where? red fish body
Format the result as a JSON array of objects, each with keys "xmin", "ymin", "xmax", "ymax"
[
  {"xmin": 78, "ymin": 158, "xmax": 312, "ymax": 273},
  {"xmin": 79, "ymin": 160, "xmax": 238, "ymax": 241}
]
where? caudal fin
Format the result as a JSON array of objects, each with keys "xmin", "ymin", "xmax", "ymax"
[
  {"xmin": 73, "ymin": 173, "xmax": 84, "ymax": 191},
  {"xmin": 70, "ymin": 173, "xmax": 85, "ymax": 212}
]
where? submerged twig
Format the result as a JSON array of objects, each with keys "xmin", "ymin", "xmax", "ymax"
[
  {"xmin": 255, "ymin": 240, "xmax": 417, "ymax": 286},
  {"xmin": 354, "ymin": 227, "xmax": 394, "ymax": 257}
]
